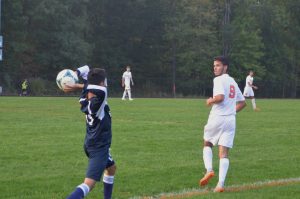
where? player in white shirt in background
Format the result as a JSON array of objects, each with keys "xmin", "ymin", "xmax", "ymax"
[
  {"xmin": 199, "ymin": 56, "xmax": 246, "ymax": 192},
  {"xmin": 122, "ymin": 66, "xmax": 134, "ymax": 100},
  {"xmin": 243, "ymin": 70, "xmax": 260, "ymax": 111}
]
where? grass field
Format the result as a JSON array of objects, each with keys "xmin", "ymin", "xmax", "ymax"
[{"xmin": 0, "ymin": 97, "xmax": 299, "ymax": 199}]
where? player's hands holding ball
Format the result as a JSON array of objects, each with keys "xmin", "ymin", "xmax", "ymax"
[
  {"xmin": 56, "ymin": 69, "xmax": 83, "ymax": 93},
  {"xmin": 63, "ymin": 83, "xmax": 84, "ymax": 92}
]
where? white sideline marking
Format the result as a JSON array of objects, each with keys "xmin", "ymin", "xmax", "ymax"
[{"xmin": 131, "ymin": 177, "xmax": 300, "ymax": 199}]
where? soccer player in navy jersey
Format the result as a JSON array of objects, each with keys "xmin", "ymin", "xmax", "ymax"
[{"xmin": 66, "ymin": 68, "xmax": 116, "ymax": 199}]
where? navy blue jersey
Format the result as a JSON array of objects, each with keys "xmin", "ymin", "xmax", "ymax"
[{"xmin": 80, "ymin": 85, "xmax": 112, "ymax": 149}]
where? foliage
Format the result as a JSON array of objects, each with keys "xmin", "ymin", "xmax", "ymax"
[{"xmin": 0, "ymin": 0, "xmax": 299, "ymax": 97}]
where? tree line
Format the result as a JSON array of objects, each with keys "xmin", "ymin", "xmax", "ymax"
[{"xmin": 0, "ymin": 0, "xmax": 299, "ymax": 97}]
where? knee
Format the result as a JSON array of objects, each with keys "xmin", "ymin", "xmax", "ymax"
[
  {"xmin": 218, "ymin": 151, "xmax": 228, "ymax": 159},
  {"xmin": 84, "ymin": 178, "xmax": 96, "ymax": 191},
  {"xmin": 204, "ymin": 141, "xmax": 213, "ymax": 147},
  {"xmin": 105, "ymin": 164, "xmax": 117, "ymax": 176}
]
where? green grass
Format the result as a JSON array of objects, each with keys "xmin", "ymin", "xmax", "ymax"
[{"xmin": 0, "ymin": 97, "xmax": 299, "ymax": 199}]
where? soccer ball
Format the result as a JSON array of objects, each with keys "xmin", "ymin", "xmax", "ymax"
[{"xmin": 56, "ymin": 69, "xmax": 79, "ymax": 91}]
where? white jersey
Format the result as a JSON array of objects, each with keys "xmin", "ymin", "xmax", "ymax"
[
  {"xmin": 210, "ymin": 74, "xmax": 245, "ymax": 116},
  {"xmin": 243, "ymin": 75, "xmax": 254, "ymax": 97},
  {"xmin": 245, "ymin": 75, "xmax": 253, "ymax": 88},
  {"xmin": 122, "ymin": 71, "xmax": 132, "ymax": 88}
]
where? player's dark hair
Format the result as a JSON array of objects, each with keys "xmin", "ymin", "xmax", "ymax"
[
  {"xmin": 88, "ymin": 68, "xmax": 106, "ymax": 85},
  {"xmin": 214, "ymin": 56, "xmax": 229, "ymax": 67}
]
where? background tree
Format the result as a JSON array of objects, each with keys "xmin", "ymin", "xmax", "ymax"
[{"xmin": 0, "ymin": 0, "xmax": 298, "ymax": 97}]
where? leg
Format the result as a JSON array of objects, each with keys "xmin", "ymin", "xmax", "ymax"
[
  {"xmin": 214, "ymin": 145, "xmax": 230, "ymax": 192},
  {"xmin": 122, "ymin": 89, "xmax": 126, "ymax": 100},
  {"xmin": 103, "ymin": 164, "xmax": 116, "ymax": 199},
  {"xmin": 128, "ymin": 89, "xmax": 133, "ymax": 100},
  {"xmin": 200, "ymin": 115, "xmax": 222, "ymax": 186},
  {"xmin": 199, "ymin": 141, "xmax": 215, "ymax": 186},
  {"xmin": 250, "ymin": 96, "xmax": 256, "ymax": 110},
  {"xmin": 66, "ymin": 178, "xmax": 95, "ymax": 199},
  {"xmin": 251, "ymin": 97, "xmax": 260, "ymax": 111},
  {"xmin": 67, "ymin": 148, "xmax": 108, "ymax": 198},
  {"xmin": 203, "ymin": 141, "xmax": 213, "ymax": 172}
]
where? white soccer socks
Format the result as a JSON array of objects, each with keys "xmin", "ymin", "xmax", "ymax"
[
  {"xmin": 122, "ymin": 90, "xmax": 127, "ymax": 99},
  {"xmin": 218, "ymin": 158, "xmax": 229, "ymax": 187},
  {"xmin": 203, "ymin": 146, "xmax": 213, "ymax": 173},
  {"xmin": 103, "ymin": 174, "xmax": 114, "ymax": 185},
  {"xmin": 251, "ymin": 98, "xmax": 256, "ymax": 109},
  {"xmin": 122, "ymin": 90, "xmax": 133, "ymax": 100},
  {"xmin": 128, "ymin": 90, "xmax": 132, "ymax": 100},
  {"xmin": 78, "ymin": 183, "xmax": 90, "ymax": 197}
]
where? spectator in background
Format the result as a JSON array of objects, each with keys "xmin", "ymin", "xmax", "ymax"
[{"xmin": 21, "ymin": 79, "xmax": 28, "ymax": 96}]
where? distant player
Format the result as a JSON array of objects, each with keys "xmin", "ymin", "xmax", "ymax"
[
  {"xmin": 243, "ymin": 70, "xmax": 259, "ymax": 111},
  {"xmin": 199, "ymin": 56, "xmax": 246, "ymax": 192},
  {"xmin": 66, "ymin": 67, "xmax": 116, "ymax": 199},
  {"xmin": 122, "ymin": 66, "xmax": 134, "ymax": 100}
]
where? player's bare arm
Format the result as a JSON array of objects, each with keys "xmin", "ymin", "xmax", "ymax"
[
  {"xmin": 206, "ymin": 94, "xmax": 224, "ymax": 106},
  {"xmin": 236, "ymin": 100, "xmax": 246, "ymax": 112},
  {"xmin": 248, "ymin": 82, "xmax": 258, "ymax": 90},
  {"xmin": 63, "ymin": 83, "xmax": 84, "ymax": 92},
  {"xmin": 122, "ymin": 78, "xmax": 125, "ymax": 87}
]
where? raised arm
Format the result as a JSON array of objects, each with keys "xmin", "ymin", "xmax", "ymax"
[{"xmin": 63, "ymin": 83, "xmax": 84, "ymax": 92}]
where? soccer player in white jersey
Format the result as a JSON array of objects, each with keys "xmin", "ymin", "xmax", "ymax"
[
  {"xmin": 199, "ymin": 56, "xmax": 246, "ymax": 192},
  {"xmin": 243, "ymin": 70, "xmax": 259, "ymax": 111},
  {"xmin": 122, "ymin": 66, "xmax": 134, "ymax": 100}
]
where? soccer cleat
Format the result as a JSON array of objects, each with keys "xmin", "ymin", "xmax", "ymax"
[
  {"xmin": 199, "ymin": 171, "xmax": 215, "ymax": 186},
  {"xmin": 254, "ymin": 107, "xmax": 261, "ymax": 112},
  {"xmin": 214, "ymin": 186, "xmax": 225, "ymax": 193},
  {"xmin": 122, "ymin": 98, "xmax": 125, "ymax": 100},
  {"xmin": 129, "ymin": 98, "xmax": 133, "ymax": 101}
]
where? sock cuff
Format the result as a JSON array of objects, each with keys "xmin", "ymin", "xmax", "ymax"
[
  {"xmin": 203, "ymin": 146, "xmax": 212, "ymax": 151},
  {"xmin": 220, "ymin": 158, "xmax": 229, "ymax": 163},
  {"xmin": 77, "ymin": 183, "xmax": 90, "ymax": 197},
  {"xmin": 103, "ymin": 175, "xmax": 114, "ymax": 184}
]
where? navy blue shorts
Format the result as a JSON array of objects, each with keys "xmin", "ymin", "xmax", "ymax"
[{"xmin": 84, "ymin": 146, "xmax": 115, "ymax": 181}]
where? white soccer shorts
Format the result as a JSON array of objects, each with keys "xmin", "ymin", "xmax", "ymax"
[
  {"xmin": 203, "ymin": 114, "xmax": 236, "ymax": 148},
  {"xmin": 125, "ymin": 84, "xmax": 131, "ymax": 90},
  {"xmin": 243, "ymin": 87, "xmax": 254, "ymax": 97}
]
